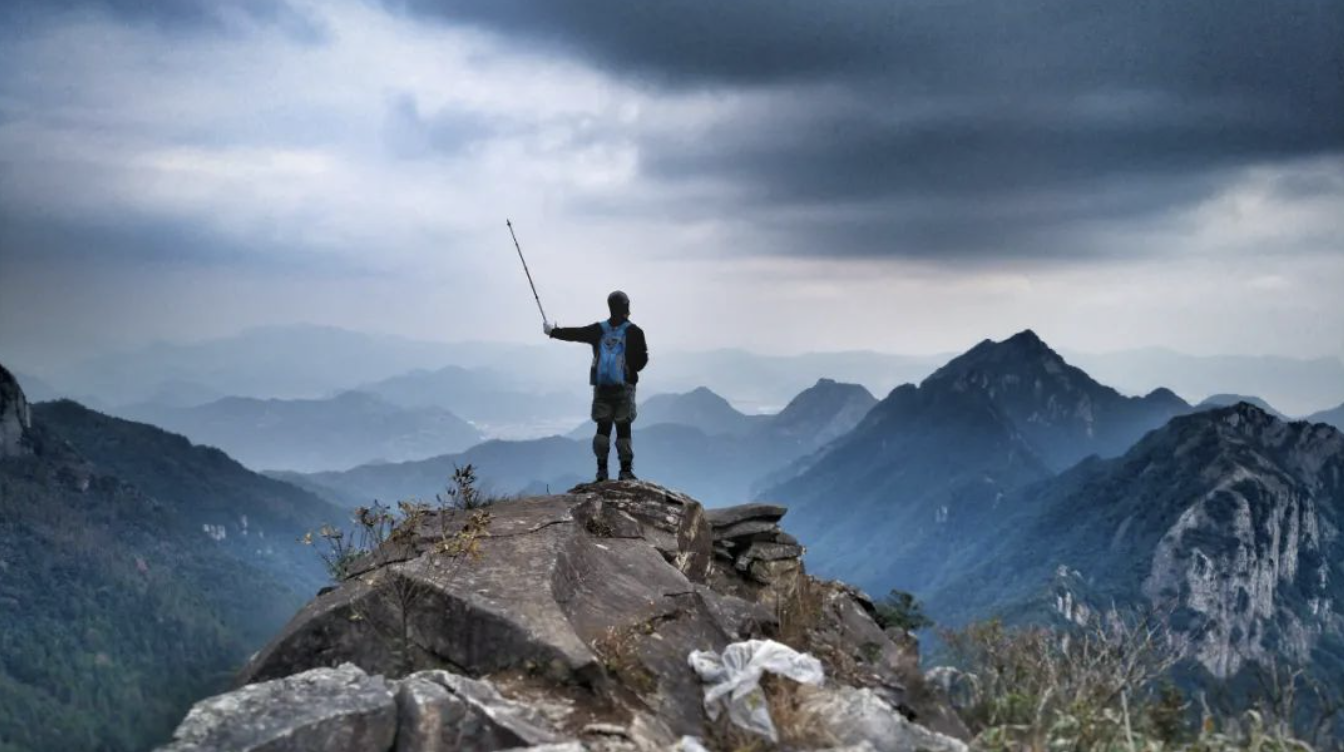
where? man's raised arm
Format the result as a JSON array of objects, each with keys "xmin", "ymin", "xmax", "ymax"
[{"xmin": 547, "ymin": 322, "xmax": 601, "ymax": 344}]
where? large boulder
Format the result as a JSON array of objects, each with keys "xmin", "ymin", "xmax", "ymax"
[
  {"xmin": 168, "ymin": 482, "xmax": 960, "ymax": 750},
  {"xmin": 240, "ymin": 482, "xmax": 736, "ymax": 737}
]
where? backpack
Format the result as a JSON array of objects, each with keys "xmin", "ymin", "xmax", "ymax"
[{"xmin": 593, "ymin": 321, "xmax": 630, "ymax": 387}]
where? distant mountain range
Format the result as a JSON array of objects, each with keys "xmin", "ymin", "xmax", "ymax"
[
  {"xmin": 120, "ymin": 390, "xmax": 483, "ymax": 472},
  {"xmin": 287, "ymin": 379, "xmax": 878, "ymax": 509},
  {"xmin": 358, "ymin": 364, "xmax": 589, "ymax": 438},
  {"xmin": 768, "ymin": 331, "xmax": 1194, "ymax": 593},
  {"xmin": 0, "ymin": 364, "xmax": 346, "ymax": 752},
  {"xmin": 1065, "ymin": 347, "xmax": 1344, "ymax": 417},
  {"xmin": 635, "ymin": 386, "xmax": 766, "ymax": 436},
  {"xmin": 1307, "ymin": 402, "xmax": 1344, "ymax": 432},
  {"xmin": 16, "ymin": 325, "xmax": 1344, "ymax": 435},
  {"xmin": 26, "ymin": 325, "xmax": 462, "ymax": 406}
]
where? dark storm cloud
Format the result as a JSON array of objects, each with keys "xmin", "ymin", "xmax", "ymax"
[
  {"xmin": 1, "ymin": 0, "xmax": 328, "ymax": 42},
  {"xmin": 386, "ymin": 0, "xmax": 1342, "ymax": 103},
  {"xmin": 387, "ymin": 0, "xmax": 1344, "ymax": 260},
  {"xmin": 644, "ymin": 95, "xmax": 1335, "ymax": 203}
]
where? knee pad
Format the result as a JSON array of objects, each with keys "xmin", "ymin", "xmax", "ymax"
[{"xmin": 593, "ymin": 433, "xmax": 611, "ymax": 459}]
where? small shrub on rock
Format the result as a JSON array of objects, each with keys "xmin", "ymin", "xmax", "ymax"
[{"xmin": 874, "ymin": 589, "xmax": 933, "ymax": 633}]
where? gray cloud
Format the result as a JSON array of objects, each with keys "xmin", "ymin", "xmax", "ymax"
[
  {"xmin": 0, "ymin": 206, "xmax": 365, "ymax": 275},
  {"xmin": 0, "ymin": 0, "xmax": 1340, "ymax": 369},
  {"xmin": 381, "ymin": 92, "xmax": 497, "ymax": 159},
  {"xmin": 385, "ymin": 0, "xmax": 1344, "ymax": 260}
]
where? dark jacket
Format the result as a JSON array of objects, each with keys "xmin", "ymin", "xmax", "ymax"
[{"xmin": 550, "ymin": 320, "xmax": 649, "ymax": 385}]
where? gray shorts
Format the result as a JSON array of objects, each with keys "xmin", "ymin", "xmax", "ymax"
[{"xmin": 592, "ymin": 384, "xmax": 637, "ymax": 424}]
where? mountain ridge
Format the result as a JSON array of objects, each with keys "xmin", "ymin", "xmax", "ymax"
[
  {"xmin": 768, "ymin": 330, "xmax": 1192, "ymax": 594},
  {"xmin": 924, "ymin": 402, "xmax": 1344, "ymax": 684},
  {"xmin": 0, "ymin": 367, "xmax": 349, "ymax": 752},
  {"xmin": 120, "ymin": 390, "xmax": 483, "ymax": 473}
]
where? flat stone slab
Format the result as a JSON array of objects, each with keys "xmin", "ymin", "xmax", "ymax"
[
  {"xmin": 705, "ymin": 503, "xmax": 787, "ymax": 528},
  {"xmin": 159, "ymin": 664, "xmax": 396, "ymax": 752},
  {"xmin": 711, "ymin": 518, "xmax": 780, "ymax": 541}
]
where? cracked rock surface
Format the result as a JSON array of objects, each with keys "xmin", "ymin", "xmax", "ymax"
[{"xmin": 162, "ymin": 481, "xmax": 964, "ymax": 751}]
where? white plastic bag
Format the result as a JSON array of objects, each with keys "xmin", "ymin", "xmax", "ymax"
[
  {"xmin": 687, "ymin": 639, "xmax": 825, "ymax": 742},
  {"xmin": 671, "ymin": 736, "xmax": 711, "ymax": 752}
]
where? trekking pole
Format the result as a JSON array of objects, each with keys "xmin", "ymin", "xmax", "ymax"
[{"xmin": 506, "ymin": 219, "xmax": 548, "ymax": 323}]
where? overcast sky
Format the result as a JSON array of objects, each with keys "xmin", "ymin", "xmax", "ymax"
[{"xmin": 1, "ymin": 0, "xmax": 1341, "ymax": 370}]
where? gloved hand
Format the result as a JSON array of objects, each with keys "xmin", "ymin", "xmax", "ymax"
[{"xmin": 543, "ymin": 321, "xmax": 556, "ymax": 336}]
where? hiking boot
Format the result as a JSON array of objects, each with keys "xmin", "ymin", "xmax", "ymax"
[
  {"xmin": 595, "ymin": 461, "xmax": 609, "ymax": 482},
  {"xmin": 618, "ymin": 464, "xmax": 637, "ymax": 481}
]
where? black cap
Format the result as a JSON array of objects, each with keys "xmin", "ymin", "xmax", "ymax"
[{"xmin": 607, "ymin": 290, "xmax": 630, "ymax": 316}]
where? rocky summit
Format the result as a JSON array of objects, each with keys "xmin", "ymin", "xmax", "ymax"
[{"xmin": 158, "ymin": 481, "xmax": 967, "ymax": 751}]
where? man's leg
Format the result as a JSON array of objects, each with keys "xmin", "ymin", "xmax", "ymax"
[
  {"xmin": 593, "ymin": 420, "xmax": 613, "ymax": 481},
  {"xmin": 615, "ymin": 383, "xmax": 637, "ymax": 480},
  {"xmin": 615, "ymin": 422, "xmax": 635, "ymax": 480}
]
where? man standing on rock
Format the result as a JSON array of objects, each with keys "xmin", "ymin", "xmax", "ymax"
[{"xmin": 545, "ymin": 291, "xmax": 649, "ymax": 481}]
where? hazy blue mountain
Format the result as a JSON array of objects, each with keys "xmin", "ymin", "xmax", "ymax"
[
  {"xmin": 1, "ymin": 368, "xmax": 345, "ymax": 752},
  {"xmin": 359, "ymin": 363, "xmax": 588, "ymax": 437},
  {"xmin": 39, "ymin": 324, "xmax": 931, "ymax": 438},
  {"xmin": 920, "ymin": 330, "xmax": 1191, "ymax": 471},
  {"xmin": 1064, "ymin": 347, "xmax": 1344, "ymax": 417},
  {"xmin": 768, "ymin": 330, "xmax": 1191, "ymax": 593},
  {"xmin": 430, "ymin": 340, "xmax": 939, "ymax": 415},
  {"xmin": 565, "ymin": 386, "xmax": 764, "ymax": 439},
  {"xmin": 136, "ymin": 378, "xmax": 225, "ymax": 408},
  {"xmin": 1307, "ymin": 402, "xmax": 1344, "ymax": 432},
  {"xmin": 640, "ymin": 386, "xmax": 764, "ymax": 435},
  {"xmin": 769, "ymin": 380, "xmax": 1054, "ymax": 593},
  {"xmin": 923, "ymin": 405, "xmax": 1344, "ymax": 709},
  {"xmin": 292, "ymin": 435, "xmax": 591, "ymax": 508},
  {"xmin": 759, "ymin": 378, "xmax": 877, "ymax": 450},
  {"xmin": 653, "ymin": 348, "xmax": 943, "ymax": 413},
  {"xmin": 299, "ymin": 379, "xmax": 880, "ymax": 510},
  {"xmin": 1196, "ymin": 393, "xmax": 1286, "ymax": 419},
  {"xmin": 291, "ymin": 427, "xmax": 762, "ymax": 510},
  {"xmin": 47, "ymin": 324, "xmax": 461, "ymax": 406},
  {"xmin": 569, "ymin": 381, "xmax": 875, "ymax": 443},
  {"xmin": 121, "ymin": 390, "xmax": 483, "ymax": 472}
]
